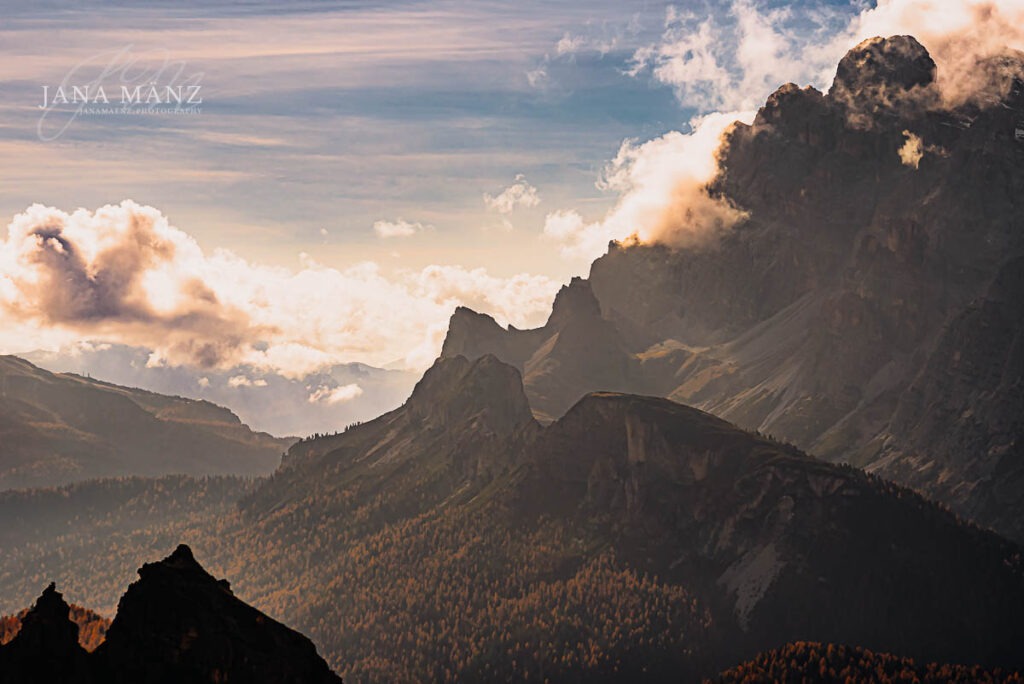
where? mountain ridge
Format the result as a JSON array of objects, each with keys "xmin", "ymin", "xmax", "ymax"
[
  {"xmin": 0, "ymin": 355, "xmax": 291, "ymax": 489},
  {"xmin": 234, "ymin": 353, "xmax": 1024, "ymax": 679}
]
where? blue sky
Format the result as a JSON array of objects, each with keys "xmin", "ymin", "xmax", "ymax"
[{"xmin": 0, "ymin": 0, "xmax": 860, "ymax": 279}]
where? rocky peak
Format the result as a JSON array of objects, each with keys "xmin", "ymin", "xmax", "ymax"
[
  {"xmin": 546, "ymin": 276, "xmax": 602, "ymax": 329},
  {"xmin": 95, "ymin": 544, "xmax": 340, "ymax": 683},
  {"xmin": 440, "ymin": 306, "xmax": 545, "ymax": 370},
  {"xmin": 406, "ymin": 354, "xmax": 536, "ymax": 435},
  {"xmin": 754, "ymin": 83, "xmax": 827, "ymax": 129},
  {"xmin": 829, "ymin": 35, "xmax": 937, "ymax": 127},
  {"xmin": 15, "ymin": 583, "xmax": 77, "ymax": 645},
  {"xmin": 0, "ymin": 583, "xmax": 91, "ymax": 683},
  {"xmin": 441, "ymin": 307, "xmax": 507, "ymax": 358}
]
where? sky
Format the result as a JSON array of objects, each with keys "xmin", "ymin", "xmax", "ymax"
[{"xmin": 1, "ymin": 0, "xmax": 1022, "ymax": 406}]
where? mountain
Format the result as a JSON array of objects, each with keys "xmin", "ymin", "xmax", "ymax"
[
  {"xmin": 231, "ymin": 354, "xmax": 1024, "ymax": 680},
  {"xmin": 441, "ymin": 278, "xmax": 638, "ymax": 423},
  {"xmin": 24, "ymin": 343, "xmax": 419, "ymax": 437},
  {"xmin": 0, "ymin": 583, "xmax": 92, "ymax": 684},
  {"xmin": 1, "ymin": 602, "xmax": 108, "ymax": 651},
  {"xmin": 0, "ymin": 355, "xmax": 292, "ymax": 489},
  {"xmin": 0, "ymin": 546, "xmax": 341, "ymax": 683},
  {"xmin": 441, "ymin": 36, "xmax": 1024, "ymax": 542}
]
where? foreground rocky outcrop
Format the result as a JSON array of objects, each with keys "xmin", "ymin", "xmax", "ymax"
[
  {"xmin": 0, "ymin": 584, "xmax": 92, "ymax": 683},
  {"xmin": 0, "ymin": 546, "xmax": 341, "ymax": 683}
]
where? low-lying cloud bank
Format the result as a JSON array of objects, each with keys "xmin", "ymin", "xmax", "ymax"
[{"xmin": 0, "ymin": 201, "xmax": 560, "ymax": 375}]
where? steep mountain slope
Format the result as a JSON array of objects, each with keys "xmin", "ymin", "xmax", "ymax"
[
  {"xmin": 442, "ymin": 35, "xmax": 1024, "ymax": 541},
  {"xmin": 0, "ymin": 548, "xmax": 341, "ymax": 683},
  {"xmin": 229, "ymin": 355, "xmax": 1024, "ymax": 681},
  {"xmin": 0, "ymin": 475, "xmax": 254, "ymax": 616},
  {"xmin": 0, "ymin": 355, "xmax": 291, "ymax": 489}
]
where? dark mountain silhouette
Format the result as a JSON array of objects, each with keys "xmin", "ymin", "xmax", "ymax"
[
  {"xmin": 1, "ymin": 601, "xmax": 108, "ymax": 651},
  {"xmin": 0, "ymin": 546, "xmax": 341, "ymax": 683},
  {"xmin": 441, "ymin": 35, "xmax": 1024, "ymax": 542},
  {"xmin": 0, "ymin": 584, "xmax": 92, "ymax": 683},
  {"xmin": 0, "ymin": 355, "xmax": 292, "ymax": 489},
  {"xmin": 235, "ymin": 354, "xmax": 1024, "ymax": 680}
]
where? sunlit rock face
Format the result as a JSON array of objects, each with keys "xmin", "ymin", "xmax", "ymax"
[{"xmin": 441, "ymin": 36, "xmax": 1024, "ymax": 543}]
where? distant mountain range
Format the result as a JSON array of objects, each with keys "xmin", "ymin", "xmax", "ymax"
[
  {"xmin": 0, "ymin": 355, "xmax": 291, "ymax": 489},
  {"xmin": 24, "ymin": 344, "xmax": 418, "ymax": 438},
  {"xmin": 443, "ymin": 35, "xmax": 1024, "ymax": 543}
]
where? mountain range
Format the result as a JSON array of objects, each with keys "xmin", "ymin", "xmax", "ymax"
[
  {"xmin": 230, "ymin": 352, "xmax": 1024, "ymax": 679},
  {"xmin": 24, "ymin": 344, "xmax": 418, "ymax": 438},
  {"xmin": 442, "ymin": 35, "xmax": 1024, "ymax": 543},
  {"xmin": 0, "ymin": 33, "xmax": 1023, "ymax": 683}
]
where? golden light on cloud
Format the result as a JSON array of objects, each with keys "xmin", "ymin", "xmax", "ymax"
[
  {"xmin": 0, "ymin": 202, "xmax": 560, "ymax": 374},
  {"xmin": 542, "ymin": 110, "xmax": 754, "ymax": 262}
]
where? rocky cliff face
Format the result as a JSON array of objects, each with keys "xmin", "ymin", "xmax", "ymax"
[
  {"xmin": 244, "ymin": 354, "xmax": 539, "ymax": 519},
  {"xmin": 442, "ymin": 277, "xmax": 640, "ymax": 422},
  {"xmin": 0, "ymin": 546, "xmax": 341, "ymax": 683},
  {"xmin": 516, "ymin": 391, "xmax": 1024, "ymax": 665},
  {"xmin": 441, "ymin": 35, "xmax": 1024, "ymax": 542}
]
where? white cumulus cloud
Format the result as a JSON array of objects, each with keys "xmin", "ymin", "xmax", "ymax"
[
  {"xmin": 308, "ymin": 383, "xmax": 363, "ymax": 404},
  {"xmin": 373, "ymin": 218, "xmax": 431, "ymax": 239},
  {"xmin": 0, "ymin": 201, "xmax": 560, "ymax": 374},
  {"xmin": 484, "ymin": 175, "xmax": 541, "ymax": 215}
]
